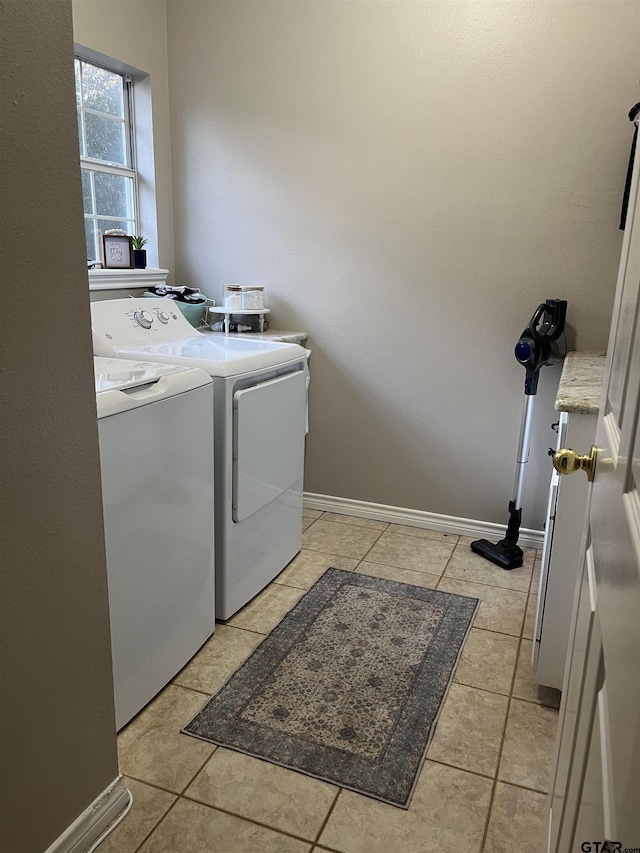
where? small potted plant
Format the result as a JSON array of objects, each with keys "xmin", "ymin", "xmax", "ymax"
[{"xmin": 131, "ymin": 235, "xmax": 148, "ymax": 269}]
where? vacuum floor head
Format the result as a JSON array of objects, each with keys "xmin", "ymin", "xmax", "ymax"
[{"xmin": 470, "ymin": 538, "xmax": 524, "ymax": 570}]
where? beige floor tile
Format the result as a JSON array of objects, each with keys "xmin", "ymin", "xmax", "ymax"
[
  {"xmin": 302, "ymin": 509, "xmax": 323, "ymax": 520},
  {"xmin": 227, "ymin": 583, "xmax": 304, "ymax": 634},
  {"xmin": 355, "ymin": 561, "xmax": 440, "ymax": 589},
  {"xmin": 453, "ymin": 628, "xmax": 518, "ymax": 695},
  {"xmin": 99, "ymin": 778, "xmax": 176, "ymax": 853},
  {"xmin": 443, "ymin": 545, "xmax": 533, "ymax": 592},
  {"xmin": 186, "ymin": 748, "xmax": 337, "ymax": 840},
  {"xmin": 103, "ymin": 512, "xmax": 554, "ymax": 853},
  {"xmin": 427, "ymin": 683, "xmax": 509, "ymax": 777},
  {"xmin": 138, "ymin": 797, "xmax": 312, "ymax": 853},
  {"xmin": 531, "ymin": 559, "xmax": 541, "ymax": 594},
  {"xmin": 320, "ymin": 512, "xmax": 388, "ymax": 531},
  {"xmin": 523, "ymin": 594, "xmax": 537, "ymax": 640},
  {"xmin": 174, "ymin": 624, "xmax": 262, "ymax": 695},
  {"xmin": 117, "ymin": 685, "xmax": 215, "ymax": 793},
  {"xmin": 319, "ymin": 760, "xmax": 492, "ymax": 853},
  {"xmin": 437, "ymin": 578, "xmax": 527, "ymax": 637},
  {"xmin": 512, "ymin": 640, "xmax": 561, "ymax": 709},
  {"xmin": 387, "ymin": 524, "xmax": 459, "ymax": 543},
  {"xmin": 302, "ymin": 519, "xmax": 383, "ymax": 559},
  {"xmin": 302, "ymin": 516, "xmax": 316, "ymax": 532},
  {"xmin": 275, "ymin": 550, "xmax": 359, "ymax": 590},
  {"xmin": 484, "ymin": 782, "xmax": 547, "ymax": 853},
  {"xmin": 365, "ymin": 531, "xmax": 455, "ymax": 575},
  {"xmin": 499, "ymin": 699, "xmax": 558, "ymax": 792}
]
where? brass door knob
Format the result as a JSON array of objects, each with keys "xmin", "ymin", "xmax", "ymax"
[{"xmin": 552, "ymin": 446, "xmax": 597, "ymax": 482}]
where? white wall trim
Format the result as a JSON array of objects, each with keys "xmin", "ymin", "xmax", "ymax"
[
  {"xmin": 303, "ymin": 492, "xmax": 544, "ymax": 550},
  {"xmin": 43, "ymin": 775, "xmax": 130, "ymax": 853},
  {"xmin": 88, "ymin": 268, "xmax": 169, "ymax": 292}
]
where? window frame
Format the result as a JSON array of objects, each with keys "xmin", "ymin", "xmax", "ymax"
[{"xmin": 75, "ymin": 54, "xmax": 139, "ymax": 262}]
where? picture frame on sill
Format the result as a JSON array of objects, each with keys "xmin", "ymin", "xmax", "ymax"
[{"xmin": 101, "ymin": 235, "xmax": 133, "ymax": 269}]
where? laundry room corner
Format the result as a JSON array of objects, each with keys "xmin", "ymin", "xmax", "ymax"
[{"xmin": 165, "ymin": 0, "xmax": 637, "ymax": 533}]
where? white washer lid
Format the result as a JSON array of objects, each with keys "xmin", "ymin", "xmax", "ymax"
[
  {"xmin": 99, "ymin": 337, "xmax": 308, "ymax": 378},
  {"xmin": 94, "ymin": 357, "xmax": 212, "ymax": 418},
  {"xmin": 94, "ymin": 357, "xmax": 206, "ymax": 392}
]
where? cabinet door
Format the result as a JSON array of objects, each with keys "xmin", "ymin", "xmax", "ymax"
[
  {"xmin": 533, "ymin": 412, "xmax": 566, "ymax": 668},
  {"xmin": 533, "ymin": 471, "xmax": 559, "ymax": 669},
  {"xmin": 537, "ymin": 412, "xmax": 596, "ymax": 690}
]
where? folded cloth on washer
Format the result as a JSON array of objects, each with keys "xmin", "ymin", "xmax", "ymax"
[{"xmin": 147, "ymin": 285, "xmax": 205, "ymax": 304}]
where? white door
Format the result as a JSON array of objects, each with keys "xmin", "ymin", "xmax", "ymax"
[{"xmin": 546, "ymin": 139, "xmax": 640, "ymax": 849}]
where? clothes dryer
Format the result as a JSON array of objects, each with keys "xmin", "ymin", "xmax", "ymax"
[
  {"xmin": 95, "ymin": 357, "xmax": 215, "ymax": 729},
  {"xmin": 91, "ymin": 300, "xmax": 309, "ymax": 619}
]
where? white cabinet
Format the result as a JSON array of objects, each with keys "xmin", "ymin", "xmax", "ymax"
[{"xmin": 533, "ymin": 409, "xmax": 597, "ymax": 690}]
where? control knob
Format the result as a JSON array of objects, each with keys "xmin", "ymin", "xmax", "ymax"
[
  {"xmin": 133, "ymin": 309, "xmax": 153, "ymax": 329},
  {"xmin": 158, "ymin": 311, "xmax": 170, "ymax": 324}
]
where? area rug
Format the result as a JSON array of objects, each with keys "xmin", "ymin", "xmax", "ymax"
[{"xmin": 183, "ymin": 568, "xmax": 479, "ymax": 808}]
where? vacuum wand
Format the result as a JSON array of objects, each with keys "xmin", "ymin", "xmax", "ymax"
[
  {"xmin": 513, "ymin": 394, "xmax": 536, "ymax": 510},
  {"xmin": 498, "ymin": 394, "xmax": 536, "ymax": 557},
  {"xmin": 470, "ymin": 299, "xmax": 567, "ymax": 570}
]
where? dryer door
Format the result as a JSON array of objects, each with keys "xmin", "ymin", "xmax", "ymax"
[{"xmin": 233, "ymin": 369, "xmax": 307, "ymax": 522}]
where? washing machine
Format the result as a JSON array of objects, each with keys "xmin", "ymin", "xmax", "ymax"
[
  {"xmin": 95, "ymin": 356, "xmax": 215, "ymax": 729},
  {"xmin": 91, "ymin": 300, "xmax": 310, "ymax": 620}
]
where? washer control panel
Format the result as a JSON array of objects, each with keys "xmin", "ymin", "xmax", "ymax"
[
  {"xmin": 91, "ymin": 297, "xmax": 200, "ymax": 349},
  {"xmin": 128, "ymin": 305, "xmax": 182, "ymax": 332}
]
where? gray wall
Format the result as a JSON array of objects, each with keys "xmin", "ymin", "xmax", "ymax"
[
  {"xmin": 167, "ymin": 0, "xmax": 638, "ymax": 529},
  {"xmin": 0, "ymin": 2, "xmax": 119, "ymax": 851}
]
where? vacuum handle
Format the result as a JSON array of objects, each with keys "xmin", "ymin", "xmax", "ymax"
[
  {"xmin": 527, "ymin": 304, "xmax": 548, "ymax": 347},
  {"xmin": 530, "ymin": 300, "xmax": 567, "ymax": 345}
]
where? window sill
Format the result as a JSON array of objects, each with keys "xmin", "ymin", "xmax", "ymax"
[{"xmin": 88, "ymin": 268, "xmax": 169, "ymax": 291}]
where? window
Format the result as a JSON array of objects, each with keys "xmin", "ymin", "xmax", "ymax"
[{"xmin": 75, "ymin": 57, "xmax": 137, "ymax": 263}]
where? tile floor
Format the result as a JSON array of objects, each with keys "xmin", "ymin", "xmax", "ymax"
[{"xmin": 104, "ymin": 512, "xmax": 560, "ymax": 853}]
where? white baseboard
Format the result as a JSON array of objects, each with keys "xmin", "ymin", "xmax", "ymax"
[
  {"xmin": 303, "ymin": 493, "xmax": 544, "ymax": 550},
  {"xmin": 44, "ymin": 775, "xmax": 131, "ymax": 853}
]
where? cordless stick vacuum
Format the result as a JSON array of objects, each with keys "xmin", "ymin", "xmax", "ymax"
[{"xmin": 471, "ymin": 299, "xmax": 568, "ymax": 570}]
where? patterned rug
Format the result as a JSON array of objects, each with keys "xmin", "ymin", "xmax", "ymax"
[{"xmin": 183, "ymin": 568, "xmax": 479, "ymax": 807}]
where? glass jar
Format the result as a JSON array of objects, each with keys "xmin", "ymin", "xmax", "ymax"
[
  {"xmin": 223, "ymin": 284, "xmax": 242, "ymax": 310},
  {"xmin": 241, "ymin": 286, "xmax": 265, "ymax": 309}
]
